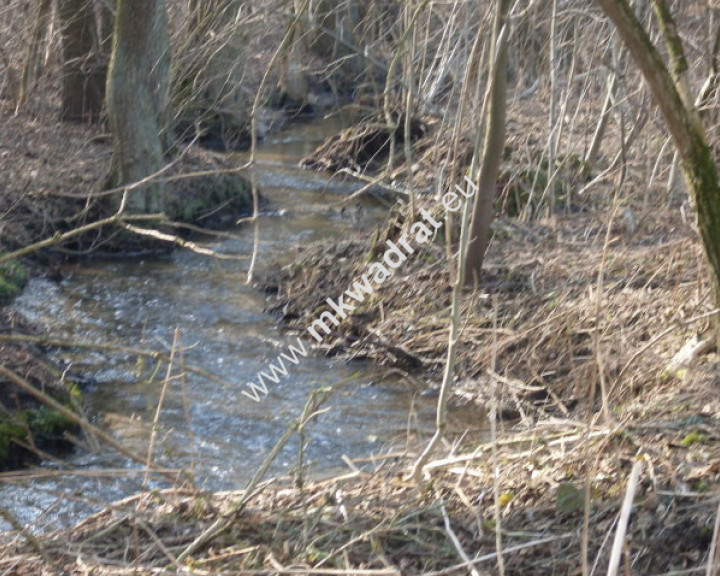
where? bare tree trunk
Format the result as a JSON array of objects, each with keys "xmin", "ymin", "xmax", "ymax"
[
  {"xmin": 584, "ymin": 65, "xmax": 617, "ymax": 171},
  {"xmin": 106, "ymin": 0, "xmax": 171, "ymax": 213},
  {"xmin": 59, "ymin": 0, "xmax": 105, "ymax": 122},
  {"xmin": 464, "ymin": 0, "xmax": 512, "ymax": 283},
  {"xmin": 280, "ymin": 0, "xmax": 309, "ymax": 106},
  {"xmin": 95, "ymin": 0, "xmax": 114, "ymax": 64},
  {"xmin": 595, "ymin": 0, "xmax": 720, "ymax": 347}
]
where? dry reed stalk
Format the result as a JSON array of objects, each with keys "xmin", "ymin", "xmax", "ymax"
[
  {"xmin": 490, "ymin": 298, "xmax": 505, "ymax": 576},
  {"xmin": 706, "ymin": 500, "xmax": 720, "ymax": 576},
  {"xmin": 142, "ymin": 327, "xmax": 180, "ymax": 491},
  {"xmin": 606, "ymin": 459, "xmax": 643, "ymax": 576}
]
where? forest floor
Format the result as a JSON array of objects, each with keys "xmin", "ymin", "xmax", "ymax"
[
  {"xmin": 2, "ymin": 97, "xmax": 720, "ymax": 574},
  {"xmin": 251, "ymin": 110, "xmax": 720, "ymax": 573}
]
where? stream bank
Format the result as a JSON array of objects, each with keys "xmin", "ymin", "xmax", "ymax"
[
  {"xmin": 0, "ymin": 113, "xmax": 486, "ymax": 535},
  {"xmin": 4, "ymin": 106, "xmax": 720, "ymax": 575},
  {"xmin": 0, "ymin": 310, "xmax": 78, "ymax": 471}
]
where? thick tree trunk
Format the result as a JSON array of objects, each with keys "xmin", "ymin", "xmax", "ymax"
[
  {"xmin": 106, "ymin": 0, "xmax": 171, "ymax": 214},
  {"xmin": 59, "ymin": 0, "xmax": 105, "ymax": 122},
  {"xmin": 595, "ymin": 0, "xmax": 720, "ymax": 347},
  {"xmin": 463, "ymin": 0, "xmax": 512, "ymax": 283}
]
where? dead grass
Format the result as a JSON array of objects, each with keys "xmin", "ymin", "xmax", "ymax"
[
  {"xmin": 247, "ymin": 99, "xmax": 720, "ymax": 573},
  {"xmin": 3, "ymin": 10, "xmax": 720, "ymax": 572},
  {"xmin": 4, "ymin": 159, "xmax": 720, "ymax": 574},
  {"xmin": 4, "ymin": 96, "xmax": 720, "ymax": 571},
  {"xmin": 2, "ymin": 397, "xmax": 719, "ymax": 575}
]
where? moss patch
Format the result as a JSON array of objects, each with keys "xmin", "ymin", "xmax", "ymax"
[
  {"xmin": 168, "ymin": 170, "xmax": 251, "ymax": 226},
  {"xmin": 0, "ymin": 309, "xmax": 81, "ymax": 471},
  {"xmin": 26, "ymin": 405, "xmax": 76, "ymax": 438},
  {"xmin": 0, "ymin": 400, "xmax": 78, "ymax": 471},
  {"xmin": 0, "ymin": 258, "xmax": 27, "ymax": 303},
  {"xmin": 0, "ymin": 418, "xmax": 26, "ymax": 460}
]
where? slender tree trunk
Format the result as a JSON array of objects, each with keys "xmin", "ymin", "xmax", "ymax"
[
  {"xmin": 106, "ymin": 0, "xmax": 171, "ymax": 213},
  {"xmin": 280, "ymin": 0, "xmax": 309, "ymax": 105},
  {"xmin": 596, "ymin": 0, "xmax": 720, "ymax": 347},
  {"xmin": 96, "ymin": 0, "xmax": 114, "ymax": 64},
  {"xmin": 464, "ymin": 0, "xmax": 512, "ymax": 283},
  {"xmin": 59, "ymin": 0, "xmax": 105, "ymax": 122},
  {"xmin": 584, "ymin": 65, "xmax": 617, "ymax": 171},
  {"xmin": 16, "ymin": 0, "xmax": 52, "ymax": 112}
]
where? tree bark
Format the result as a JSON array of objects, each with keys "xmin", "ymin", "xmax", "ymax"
[
  {"xmin": 280, "ymin": 0, "xmax": 309, "ymax": 105},
  {"xmin": 59, "ymin": 0, "xmax": 105, "ymax": 122},
  {"xmin": 595, "ymin": 0, "xmax": 720, "ymax": 347},
  {"xmin": 106, "ymin": 0, "xmax": 171, "ymax": 214},
  {"xmin": 463, "ymin": 0, "xmax": 512, "ymax": 283}
]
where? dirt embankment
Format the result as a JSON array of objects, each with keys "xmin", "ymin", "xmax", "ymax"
[
  {"xmin": 252, "ymin": 106, "xmax": 720, "ymax": 572},
  {"xmin": 0, "ymin": 102, "xmax": 253, "ymax": 256}
]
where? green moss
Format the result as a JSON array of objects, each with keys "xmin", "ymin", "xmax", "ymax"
[
  {"xmin": 25, "ymin": 406, "xmax": 75, "ymax": 437},
  {"xmin": 0, "ymin": 419, "xmax": 26, "ymax": 459},
  {"xmin": 169, "ymin": 173, "xmax": 250, "ymax": 224},
  {"xmin": 0, "ymin": 385, "xmax": 80, "ymax": 470},
  {"xmin": 680, "ymin": 431, "xmax": 705, "ymax": 448},
  {"xmin": 0, "ymin": 258, "xmax": 27, "ymax": 303}
]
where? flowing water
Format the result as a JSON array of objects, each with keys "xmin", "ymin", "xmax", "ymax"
[{"xmin": 1, "ymin": 115, "xmax": 482, "ymax": 532}]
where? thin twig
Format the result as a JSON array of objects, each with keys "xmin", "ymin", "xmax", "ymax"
[
  {"xmin": 438, "ymin": 495, "xmax": 481, "ymax": 576},
  {"xmin": 607, "ymin": 459, "xmax": 643, "ymax": 576},
  {"xmin": 706, "ymin": 500, "xmax": 720, "ymax": 576},
  {"xmin": 0, "ymin": 503, "xmax": 53, "ymax": 564},
  {"xmin": 423, "ymin": 533, "xmax": 574, "ymax": 576},
  {"xmin": 176, "ymin": 386, "xmax": 333, "ymax": 563}
]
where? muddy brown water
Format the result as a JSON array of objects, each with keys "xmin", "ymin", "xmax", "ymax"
[{"xmin": 0, "ymin": 116, "xmax": 484, "ymax": 532}]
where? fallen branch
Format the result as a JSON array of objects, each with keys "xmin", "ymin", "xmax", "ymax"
[{"xmin": 0, "ymin": 365, "xmax": 179, "ymax": 480}]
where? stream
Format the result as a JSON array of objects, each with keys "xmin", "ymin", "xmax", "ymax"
[{"xmin": 0, "ymin": 115, "xmax": 479, "ymax": 533}]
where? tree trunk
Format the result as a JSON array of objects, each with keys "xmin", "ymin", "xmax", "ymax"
[
  {"xmin": 59, "ymin": 0, "xmax": 105, "ymax": 122},
  {"xmin": 463, "ymin": 0, "xmax": 512, "ymax": 283},
  {"xmin": 106, "ymin": 0, "xmax": 171, "ymax": 214},
  {"xmin": 16, "ymin": 0, "xmax": 52, "ymax": 112},
  {"xmin": 96, "ymin": 0, "xmax": 115, "ymax": 65},
  {"xmin": 595, "ymin": 0, "xmax": 720, "ymax": 348},
  {"xmin": 280, "ymin": 0, "xmax": 309, "ymax": 105}
]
